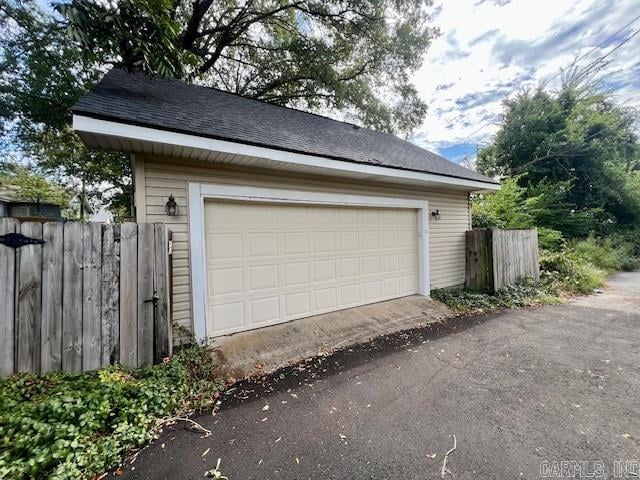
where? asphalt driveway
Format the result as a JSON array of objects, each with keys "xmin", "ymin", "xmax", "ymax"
[{"xmin": 120, "ymin": 272, "xmax": 640, "ymax": 480}]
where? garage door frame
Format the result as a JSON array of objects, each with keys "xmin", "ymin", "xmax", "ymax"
[{"xmin": 188, "ymin": 182, "xmax": 429, "ymax": 341}]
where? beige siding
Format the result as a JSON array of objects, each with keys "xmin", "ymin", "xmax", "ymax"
[{"xmin": 137, "ymin": 155, "xmax": 472, "ymax": 331}]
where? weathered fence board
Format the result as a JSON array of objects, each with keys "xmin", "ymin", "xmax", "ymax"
[
  {"xmin": 62, "ymin": 222, "xmax": 84, "ymax": 372},
  {"xmin": 137, "ymin": 224, "xmax": 155, "ymax": 367},
  {"xmin": 493, "ymin": 229, "xmax": 539, "ymax": 291},
  {"xmin": 41, "ymin": 223, "xmax": 63, "ymax": 372},
  {"xmin": 16, "ymin": 222, "xmax": 43, "ymax": 373},
  {"xmin": 1, "ymin": 222, "xmax": 172, "ymax": 377},
  {"xmin": 153, "ymin": 224, "xmax": 171, "ymax": 362},
  {"xmin": 465, "ymin": 228, "xmax": 539, "ymax": 293},
  {"xmin": 119, "ymin": 223, "xmax": 138, "ymax": 369},
  {"xmin": 82, "ymin": 223, "xmax": 102, "ymax": 371},
  {"xmin": 0, "ymin": 218, "xmax": 17, "ymax": 376},
  {"xmin": 465, "ymin": 229, "xmax": 493, "ymax": 291},
  {"xmin": 101, "ymin": 224, "xmax": 120, "ymax": 366}
]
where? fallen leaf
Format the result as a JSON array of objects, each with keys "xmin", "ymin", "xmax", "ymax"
[
  {"xmin": 339, "ymin": 434, "xmax": 347, "ymax": 440},
  {"xmin": 201, "ymin": 448, "xmax": 210, "ymax": 457},
  {"xmin": 275, "ymin": 437, "xmax": 282, "ymax": 443},
  {"xmin": 261, "ymin": 417, "xmax": 268, "ymax": 422},
  {"xmin": 425, "ymin": 453, "xmax": 437, "ymax": 459},
  {"xmin": 262, "ymin": 405, "xmax": 270, "ymax": 411},
  {"xmin": 623, "ymin": 433, "xmax": 632, "ymax": 439},
  {"xmin": 295, "ymin": 457, "xmax": 300, "ymax": 464},
  {"xmin": 291, "ymin": 393, "xmax": 298, "ymax": 399}
]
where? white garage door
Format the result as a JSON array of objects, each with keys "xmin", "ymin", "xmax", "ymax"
[{"xmin": 204, "ymin": 200, "xmax": 419, "ymax": 336}]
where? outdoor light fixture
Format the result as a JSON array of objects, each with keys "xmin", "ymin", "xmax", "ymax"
[
  {"xmin": 165, "ymin": 194, "xmax": 178, "ymax": 216},
  {"xmin": 431, "ymin": 209, "xmax": 440, "ymax": 220}
]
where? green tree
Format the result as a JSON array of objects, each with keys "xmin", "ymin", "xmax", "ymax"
[
  {"xmin": 477, "ymin": 83, "xmax": 640, "ymax": 233},
  {"xmin": 0, "ymin": 1, "xmax": 132, "ymax": 212},
  {"xmin": 57, "ymin": 0, "xmax": 439, "ymax": 136},
  {"xmin": 0, "ymin": 164, "xmax": 71, "ymax": 208}
]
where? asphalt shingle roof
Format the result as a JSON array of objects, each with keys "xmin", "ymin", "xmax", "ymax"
[{"xmin": 73, "ymin": 69, "xmax": 497, "ymax": 185}]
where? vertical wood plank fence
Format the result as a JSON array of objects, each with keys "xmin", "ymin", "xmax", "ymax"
[
  {"xmin": 0, "ymin": 220, "xmax": 172, "ymax": 377},
  {"xmin": 465, "ymin": 228, "xmax": 539, "ymax": 293}
]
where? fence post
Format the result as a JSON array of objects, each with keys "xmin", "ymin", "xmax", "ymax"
[
  {"xmin": 465, "ymin": 229, "xmax": 494, "ymax": 292},
  {"xmin": 0, "ymin": 218, "xmax": 17, "ymax": 376}
]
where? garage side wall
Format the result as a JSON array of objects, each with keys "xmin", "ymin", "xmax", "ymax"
[{"xmin": 135, "ymin": 155, "xmax": 472, "ymax": 332}]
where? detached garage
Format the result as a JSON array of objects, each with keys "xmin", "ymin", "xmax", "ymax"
[{"xmin": 72, "ymin": 69, "xmax": 499, "ymax": 343}]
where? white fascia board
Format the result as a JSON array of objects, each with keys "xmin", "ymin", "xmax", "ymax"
[{"xmin": 73, "ymin": 115, "xmax": 500, "ymax": 191}]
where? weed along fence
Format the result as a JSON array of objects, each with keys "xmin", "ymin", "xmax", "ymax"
[
  {"xmin": 465, "ymin": 228, "xmax": 540, "ymax": 292},
  {"xmin": 0, "ymin": 219, "xmax": 172, "ymax": 377}
]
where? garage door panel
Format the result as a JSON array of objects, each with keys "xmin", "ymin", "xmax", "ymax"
[
  {"xmin": 209, "ymin": 233, "xmax": 243, "ymax": 259},
  {"xmin": 283, "ymin": 261, "xmax": 310, "ymax": 286},
  {"xmin": 248, "ymin": 232, "xmax": 278, "ymax": 257},
  {"xmin": 211, "ymin": 303, "xmax": 244, "ymax": 331},
  {"xmin": 314, "ymin": 259, "xmax": 336, "ymax": 282},
  {"xmin": 250, "ymin": 296, "xmax": 280, "ymax": 325},
  {"xmin": 248, "ymin": 264, "xmax": 279, "ymax": 290},
  {"xmin": 315, "ymin": 287, "xmax": 338, "ymax": 310},
  {"xmin": 338, "ymin": 231, "xmax": 359, "ymax": 251},
  {"xmin": 312, "ymin": 231, "xmax": 336, "ymax": 253},
  {"xmin": 283, "ymin": 232, "xmax": 309, "ymax": 255},
  {"xmin": 285, "ymin": 292, "xmax": 311, "ymax": 317},
  {"xmin": 205, "ymin": 201, "xmax": 419, "ymax": 336},
  {"xmin": 209, "ymin": 267, "xmax": 243, "ymax": 295},
  {"xmin": 339, "ymin": 257, "xmax": 360, "ymax": 278},
  {"xmin": 340, "ymin": 284, "xmax": 361, "ymax": 305}
]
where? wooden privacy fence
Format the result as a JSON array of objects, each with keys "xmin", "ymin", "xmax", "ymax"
[
  {"xmin": 0, "ymin": 220, "xmax": 172, "ymax": 377},
  {"xmin": 465, "ymin": 228, "xmax": 539, "ymax": 293}
]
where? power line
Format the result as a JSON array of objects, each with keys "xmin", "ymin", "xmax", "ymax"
[
  {"xmin": 458, "ymin": 122, "xmax": 495, "ymax": 143},
  {"xmin": 544, "ymin": 14, "xmax": 640, "ymax": 86},
  {"xmin": 573, "ymin": 26, "xmax": 640, "ymax": 81},
  {"xmin": 509, "ymin": 96, "xmax": 639, "ymax": 175}
]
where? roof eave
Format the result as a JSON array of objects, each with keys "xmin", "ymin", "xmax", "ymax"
[{"xmin": 73, "ymin": 114, "xmax": 500, "ymax": 192}]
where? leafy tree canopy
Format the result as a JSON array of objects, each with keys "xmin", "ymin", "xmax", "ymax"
[
  {"xmin": 58, "ymin": 0, "xmax": 439, "ymax": 135},
  {"xmin": 477, "ymin": 82, "xmax": 640, "ymax": 234},
  {"xmin": 0, "ymin": 1, "xmax": 132, "ymax": 213},
  {"xmin": 1, "ymin": 0, "xmax": 437, "ymax": 214},
  {"xmin": 0, "ymin": 164, "xmax": 71, "ymax": 207}
]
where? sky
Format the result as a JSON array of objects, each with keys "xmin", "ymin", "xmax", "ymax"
[{"xmin": 412, "ymin": 0, "xmax": 640, "ymax": 165}]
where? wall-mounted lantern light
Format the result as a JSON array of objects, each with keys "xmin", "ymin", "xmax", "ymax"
[
  {"xmin": 165, "ymin": 194, "xmax": 178, "ymax": 216},
  {"xmin": 431, "ymin": 209, "xmax": 440, "ymax": 220}
]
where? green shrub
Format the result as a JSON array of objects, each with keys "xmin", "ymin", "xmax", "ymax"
[
  {"xmin": 0, "ymin": 346, "xmax": 225, "ymax": 480},
  {"xmin": 537, "ymin": 227, "xmax": 565, "ymax": 251},
  {"xmin": 539, "ymin": 249, "xmax": 607, "ymax": 294},
  {"xmin": 432, "ymin": 279, "xmax": 559, "ymax": 314},
  {"xmin": 570, "ymin": 235, "xmax": 638, "ymax": 272}
]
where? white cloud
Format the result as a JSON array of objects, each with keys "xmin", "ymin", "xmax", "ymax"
[{"xmin": 412, "ymin": 0, "xmax": 640, "ymax": 159}]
